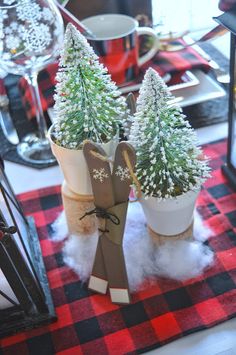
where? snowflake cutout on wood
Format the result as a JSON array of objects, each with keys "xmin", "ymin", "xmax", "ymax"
[
  {"xmin": 93, "ymin": 168, "xmax": 109, "ymax": 183},
  {"xmin": 115, "ymin": 166, "xmax": 130, "ymax": 181}
]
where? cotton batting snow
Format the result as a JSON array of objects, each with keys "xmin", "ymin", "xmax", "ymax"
[
  {"xmin": 123, "ymin": 203, "xmax": 156, "ymax": 291},
  {"xmin": 50, "ymin": 211, "xmax": 68, "ymax": 241},
  {"xmin": 193, "ymin": 209, "xmax": 212, "ymax": 242},
  {"xmin": 63, "ymin": 232, "xmax": 98, "ymax": 282},
  {"xmin": 51, "ymin": 202, "xmax": 214, "ymax": 292},
  {"xmin": 154, "ymin": 240, "xmax": 214, "ymax": 281}
]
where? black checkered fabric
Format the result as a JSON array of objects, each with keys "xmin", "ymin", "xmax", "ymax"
[{"xmin": 0, "ymin": 139, "xmax": 235, "ymax": 355}]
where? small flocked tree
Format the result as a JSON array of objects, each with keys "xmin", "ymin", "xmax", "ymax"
[
  {"xmin": 53, "ymin": 23, "xmax": 127, "ymax": 149},
  {"xmin": 129, "ymin": 67, "xmax": 210, "ymax": 200}
]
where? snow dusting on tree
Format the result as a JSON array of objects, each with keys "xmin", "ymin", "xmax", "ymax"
[
  {"xmin": 53, "ymin": 23, "xmax": 127, "ymax": 149},
  {"xmin": 129, "ymin": 68, "xmax": 210, "ymax": 199}
]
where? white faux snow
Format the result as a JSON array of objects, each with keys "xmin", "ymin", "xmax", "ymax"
[
  {"xmin": 154, "ymin": 240, "xmax": 214, "ymax": 281},
  {"xmin": 51, "ymin": 202, "xmax": 214, "ymax": 292},
  {"xmin": 63, "ymin": 232, "xmax": 98, "ymax": 282},
  {"xmin": 50, "ymin": 211, "xmax": 68, "ymax": 241},
  {"xmin": 193, "ymin": 209, "xmax": 212, "ymax": 242}
]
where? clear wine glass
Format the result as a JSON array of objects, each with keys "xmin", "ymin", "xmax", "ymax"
[{"xmin": 0, "ymin": 0, "xmax": 64, "ymax": 164}]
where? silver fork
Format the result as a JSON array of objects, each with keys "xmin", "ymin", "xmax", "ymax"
[
  {"xmin": 159, "ymin": 25, "xmax": 228, "ymax": 52},
  {"xmin": 183, "ymin": 36, "xmax": 230, "ymax": 84}
]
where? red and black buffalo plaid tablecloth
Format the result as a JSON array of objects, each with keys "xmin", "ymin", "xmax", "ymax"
[
  {"xmin": 17, "ymin": 40, "xmax": 210, "ymax": 121},
  {"xmin": 0, "ymin": 139, "xmax": 235, "ymax": 355}
]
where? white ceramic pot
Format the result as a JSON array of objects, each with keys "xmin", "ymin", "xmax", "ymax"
[
  {"xmin": 48, "ymin": 125, "xmax": 118, "ymax": 195},
  {"xmin": 140, "ymin": 190, "xmax": 199, "ymax": 236}
]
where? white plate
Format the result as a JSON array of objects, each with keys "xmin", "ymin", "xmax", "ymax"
[
  {"xmin": 118, "ymin": 73, "xmax": 171, "ymax": 94},
  {"xmin": 48, "ymin": 69, "xmax": 226, "ymax": 122},
  {"xmin": 169, "ymin": 70, "xmax": 199, "ymax": 91},
  {"xmin": 170, "ymin": 69, "xmax": 226, "ymax": 107},
  {"xmin": 118, "ymin": 70, "xmax": 199, "ymax": 95}
]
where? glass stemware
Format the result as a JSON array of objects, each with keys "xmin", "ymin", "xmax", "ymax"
[{"xmin": 0, "ymin": 0, "xmax": 64, "ymax": 164}]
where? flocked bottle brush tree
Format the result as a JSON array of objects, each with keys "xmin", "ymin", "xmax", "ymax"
[
  {"xmin": 48, "ymin": 23, "xmax": 128, "ymax": 235},
  {"xmin": 49, "ymin": 22, "xmax": 127, "ymax": 196},
  {"xmin": 129, "ymin": 68, "xmax": 210, "ymax": 238}
]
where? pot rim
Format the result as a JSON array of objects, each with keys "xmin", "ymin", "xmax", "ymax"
[
  {"xmin": 48, "ymin": 123, "xmax": 119, "ymax": 152},
  {"xmin": 140, "ymin": 188, "xmax": 200, "ymax": 203}
]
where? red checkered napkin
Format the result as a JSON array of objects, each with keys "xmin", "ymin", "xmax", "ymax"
[{"xmin": 0, "ymin": 139, "xmax": 235, "ymax": 355}]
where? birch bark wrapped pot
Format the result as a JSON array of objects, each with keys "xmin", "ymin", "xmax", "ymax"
[
  {"xmin": 140, "ymin": 190, "xmax": 199, "ymax": 236},
  {"xmin": 48, "ymin": 124, "xmax": 118, "ymax": 195}
]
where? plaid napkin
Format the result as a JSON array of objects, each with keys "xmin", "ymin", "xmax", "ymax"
[
  {"xmin": 0, "ymin": 140, "xmax": 235, "ymax": 354},
  {"xmin": 140, "ymin": 39, "xmax": 211, "ymax": 77},
  {"xmin": 17, "ymin": 42, "xmax": 210, "ymax": 121}
]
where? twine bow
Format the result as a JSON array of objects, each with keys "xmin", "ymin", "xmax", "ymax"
[{"xmin": 80, "ymin": 207, "xmax": 120, "ymax": 225}]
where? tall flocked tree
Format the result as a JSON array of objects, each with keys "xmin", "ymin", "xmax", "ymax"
[
  {"xmin": 130, "ymin": 68, "xmax": 210, "ymax": 199},
  {"xmin": 53, "ymin": 23, "xmax": 127, "ymax": 149}
]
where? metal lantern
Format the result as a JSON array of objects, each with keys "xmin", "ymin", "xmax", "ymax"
[
  {"xmin": 214, "ymin": 6, "xmax": 236, "ymax": 187},
  {"xmin": 0, "ymin": 156, "xmax": 56, "ymax": 338}
]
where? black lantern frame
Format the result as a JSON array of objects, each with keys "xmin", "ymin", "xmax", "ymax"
[
  {"xmin": 214, "ymin": 6, "xmax": 236, "ymax": 187},
  {"xmin": 0, "ymin": 156, "xmax": 56, "ymax": 338}
]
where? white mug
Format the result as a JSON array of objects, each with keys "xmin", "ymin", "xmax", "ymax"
[{"xmin": 82, "ymin": 14, "xmax": 159, "ymax": 85}]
